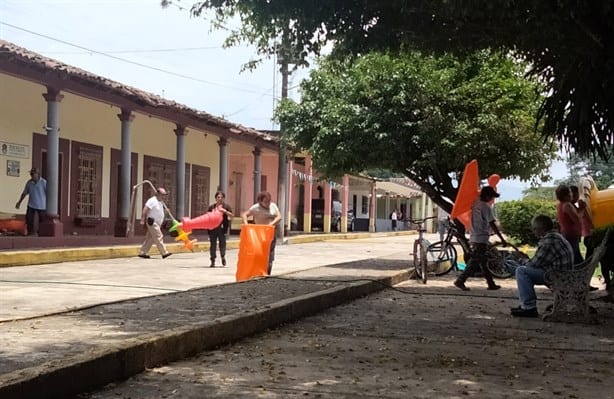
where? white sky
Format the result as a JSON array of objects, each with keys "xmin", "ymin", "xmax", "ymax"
[
  {"xmin": 0, "ymin": 0, "xmax": 568, "ymax": 200},
  {"xmin": 0, "ymin": 0, "xmax": 311, "ymax": 130}
]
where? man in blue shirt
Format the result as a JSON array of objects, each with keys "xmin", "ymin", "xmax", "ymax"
[
  {"xmin": 509, "ymin": 214, "xmax": 574, "ymax": 317},
  {"xmin": 15, "ymin": 168, "xmax": 47, "ymax": 236}
]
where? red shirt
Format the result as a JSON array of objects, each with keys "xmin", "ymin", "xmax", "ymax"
[{"xmin": 557, "ymin": 202, "xmax": 581, "ymax": 237}]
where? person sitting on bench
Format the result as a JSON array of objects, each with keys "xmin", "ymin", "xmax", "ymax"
[{"xmin": 508, "ymin": 215, "xmax": 574, "ymax": 318}]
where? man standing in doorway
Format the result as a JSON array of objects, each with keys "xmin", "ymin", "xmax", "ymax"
[
  {"xmin": 391, "ymin": 209, "xmax": 398, "ymax": 231},
  {"xmin": 15, "ymin": 167, "xmax": 47, "ymax": 236}
]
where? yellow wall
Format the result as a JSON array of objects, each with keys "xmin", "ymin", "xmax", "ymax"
[
  {"xmin": 0, "ymin": 71, "xmax": 274, "ymax": 222},
  {"xmin": 0, "ymin": 73, "xmax": 46, "ymax": 214}
]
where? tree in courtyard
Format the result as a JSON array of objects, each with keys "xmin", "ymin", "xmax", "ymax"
[
  {"xmin": 276, "ymin": 51, "xmax": 556, "ymax": 212},
  {"xmin": 185, "ymin": 0, "xmax": 614, "ymax": 160},
  {"xmin": 562, "ymin": 147, "xmax": 614, "ymax": 189}
]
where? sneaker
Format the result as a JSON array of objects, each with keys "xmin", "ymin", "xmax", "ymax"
[
  {"xmin": 162, "ymin": 253, "xmax": 172, "ymax": 259},
  {"xmin": 138, "ymin": 254, "xmax": 151, "ymax": 259},
  {"xmin": 487, "ymin": 284, "xmax": 501, "ymax": 290},
  {"xmin": 510, "ymin": 305, "xmax": 522, "ymax": 312},
  {"xmin": 511, "ymin": 307, "xmax": 538, "ymax": 318},
  {"xmin": 221, "ymin": 257, "xmax": 227, "ymax": 266},
  {"xmin": 454, "ymin": 280, "xmax": 470, "ymax": 291}
]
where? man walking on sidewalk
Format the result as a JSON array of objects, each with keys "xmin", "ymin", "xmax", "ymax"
[
  {"xmin": 138, "ymin": 187, "xmax": 172, "ymax": 259},
  {"xmin": 454, "ymin": 186, "xmax": 506, "ymax": 291}
]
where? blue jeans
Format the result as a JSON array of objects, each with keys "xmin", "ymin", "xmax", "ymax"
[{"xmin": 515, "ymin": 265, "xmax": 546, "ymax": 310}]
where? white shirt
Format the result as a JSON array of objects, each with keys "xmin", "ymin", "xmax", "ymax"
[
  {"xmin": 145, "ymin": 196, "xmax": 165, "ymax": 225},
  {"xmin": 469, "ymin": 199, "xmax": 495, "ymax": 244},
  {"xmin": 249, "ymin": 202, "xmax": 280, "ymax": 225}
]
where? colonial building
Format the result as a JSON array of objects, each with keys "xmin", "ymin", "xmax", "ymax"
[{"xmin": 0, "ymin": 40, "xmax": 434, "ymax": 242}]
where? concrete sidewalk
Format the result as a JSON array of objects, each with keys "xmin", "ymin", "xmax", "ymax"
[
  {"xmin": 0, "ymin": 233, "xmax": 418, "ymax": 399},
  {"xmin": 1, "ymin": 232, "xmax": 612, "ymax": 399}
]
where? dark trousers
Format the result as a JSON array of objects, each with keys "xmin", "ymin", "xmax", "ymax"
[
  {"xmin": 267, "ymin": 236, "xmax": 277, "ymax": 275},
  {"xmin": 563, "ymin": 233, "xmax": 583, "ymax": 264},
  {"xmin": 209, "ymin": 227, "xmax": 227, "ymax": 261},
  {"xmin": 584, "ymin": 235, "xmax": 594, "ymax": 260},
  {"xmin": 457, "ymin": 242, "xmax": 496, "ymax": 286},
  {"xmin": 26, "ymin": 206, "xmax": 45, "ymax": 235}
]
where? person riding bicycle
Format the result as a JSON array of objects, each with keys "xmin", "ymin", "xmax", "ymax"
[{"xmin": 454, "ymin": 186, "xmax": 506, "ymax": 291}]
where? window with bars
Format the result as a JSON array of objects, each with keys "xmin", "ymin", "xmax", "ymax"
[
  {"xmin": 361, "ymin": 195, "xmax": 369, "ymax": 215},
  {"xmin": 76, "ymin": 148, "xmax": 102, "ymax": 217},
  {"xmin": 191, "ymin": 165, "xmax": 210, "ymax": 217},
  {"xmin": 146, "ymin": 161, "xmax": 176, "ymax": 212}
]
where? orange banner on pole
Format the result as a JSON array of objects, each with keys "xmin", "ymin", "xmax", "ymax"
[
  {"xmin": 450, "ymin": 160, "xmax": 480, "ymax": 231},
  {"xmin": 236, "ymin": 224, "xmax": 275, "ymax": 282}
]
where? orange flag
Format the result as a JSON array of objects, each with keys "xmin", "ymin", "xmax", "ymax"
[
  {"xmin": 451, "ymin": 160, "xmax": 480, "ymax": 232},
  {"xmin": 236, "ymin": 224, "xmax": 275, "ymax": 282}
]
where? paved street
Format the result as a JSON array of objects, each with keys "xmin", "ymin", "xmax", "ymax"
[{"xmin": 79, "ymin": 275, "xmax": 614, "ymax": 399}]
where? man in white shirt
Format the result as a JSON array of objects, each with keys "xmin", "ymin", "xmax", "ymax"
[
  {"xmin": 391, "ymin": 209, "xmax": 398, "ymax": 231},
  {"xmin": 138, "ymin": 187, "xmax": 172, "ymax": 259}
]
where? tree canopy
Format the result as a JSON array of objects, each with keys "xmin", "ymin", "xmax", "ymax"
[
  {"xmin": 276, "ymin": 51, "xmax": 557, "ymax": 211},
  {"xmin": 561, "ymin": 146, "xmax": 614, "ymax": 189},
  {"xmin": 189, "ymin": 0, "xmax": 614, "ymax": 160}
]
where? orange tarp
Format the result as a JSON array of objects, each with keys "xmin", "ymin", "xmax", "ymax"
[
  {"xmin": 179, "ymin": 210, "xmax": 223, "ymax": 232},
  {"xmin": 236, "ymin": 224, "xmax": 275, "ymax": 282},
  {"xmin": 0, "ymin": 218, "xmax": 27, "ymax": 235}
]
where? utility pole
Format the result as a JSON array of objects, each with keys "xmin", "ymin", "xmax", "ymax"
[{"xmin": 276, "ymin": 29, "xmax": 290, "ymax": 241}]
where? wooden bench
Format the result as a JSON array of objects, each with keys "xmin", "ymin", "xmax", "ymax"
[{"xmin": 542, "ymin": 229, "xmax": 612, "ymax": 323}]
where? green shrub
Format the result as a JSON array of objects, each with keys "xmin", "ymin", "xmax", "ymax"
[{"xmin": 496, "ymin": 199, "xmax": 557, "ymax": 245}]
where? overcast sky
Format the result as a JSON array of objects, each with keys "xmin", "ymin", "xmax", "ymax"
[
  {"xmin": 0, "ymin": 0, "xmax": 312, "ymax": 130},
  {"xmin": 0, "ymin": 0, "xmax": 567, "ymax": 200}
]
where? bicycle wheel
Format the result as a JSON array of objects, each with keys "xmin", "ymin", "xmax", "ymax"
[
  {"xmin": 426, "ymin": 241, "xmax": 457, "ymax": 275},
  {"xmin": 486, "ymin": 243, "xmax": 513, "ymax": 279},
  {"xmin": 413, "ymin": 239, "xmax": 428, "ymax": 283}
]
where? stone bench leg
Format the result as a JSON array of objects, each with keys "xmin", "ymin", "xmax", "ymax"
[{"xmin": 542, "ymin": 269, "xmax": 597, "ymax": 324}]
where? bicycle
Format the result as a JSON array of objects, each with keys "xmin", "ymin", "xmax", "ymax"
[
  {"xmin": 423, "ymin": 218, "xmax": 461, "ymax": 276},
  {"xmin": 409, "ymin": 216, "xmax": 438, "ymax": 284},
  {"xmin": 429, "ymin": 217, "xmax": 525, "ymax": 279}
]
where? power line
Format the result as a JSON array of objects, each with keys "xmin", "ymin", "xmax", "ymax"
[
  {"xmin": 40, "ymin": 45, "xmax": 224, "ymax": 55},
  {"xmin": 0, "ymin": 21, "xmax": 273, "ymax": 96}
]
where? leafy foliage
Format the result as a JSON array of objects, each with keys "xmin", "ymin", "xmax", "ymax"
[
  {"xmin": 521, "ymin": 186, "xmax": 557, "ymax": 201},
  {"xmin": 562, "ymin": 147, "xmax": 614, "ymax": 189},
  {"xmin": 187, "ymin": 0, "xmax": 614, "ymax": 159},
  {"xmin": 497, "ymin": 199, "xmax": 557, "ymax": 245},
  {"xmin": 276, "ymin": 51, "xmax": 556, "ymax": 211}
]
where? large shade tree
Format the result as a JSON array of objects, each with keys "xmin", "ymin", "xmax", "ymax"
[
  {"xmin": 276, "ymin": 51, "xmax": 557, "ymax": 211},
  {"xmin": 188, "ymin": 0, "xmax": 614, "ymax": 160}
]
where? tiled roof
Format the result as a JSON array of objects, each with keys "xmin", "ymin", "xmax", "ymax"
[{"xmin": 0, "ymin": 39, "xmax": 277, "ymax": 147}]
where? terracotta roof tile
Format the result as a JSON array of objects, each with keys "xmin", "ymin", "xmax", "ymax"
[{"xmin": 0, "ymin": 39, "xmax": 277, "ymax": 146}]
